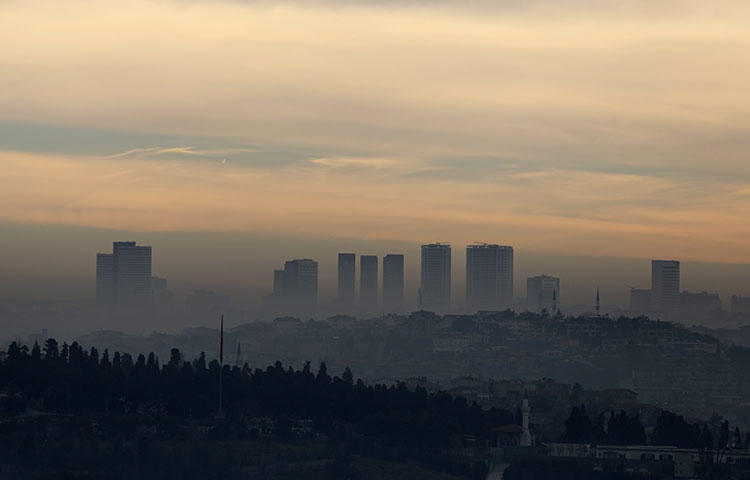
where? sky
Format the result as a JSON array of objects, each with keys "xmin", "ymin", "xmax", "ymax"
[{"xmin": 1, "ymin": 0, "xmax": 749, "ymax": 306}]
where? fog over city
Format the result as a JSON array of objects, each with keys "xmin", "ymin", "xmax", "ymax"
[{"xmin": 2, "ymin": 0, "xmax": 750, "ymax": 478}]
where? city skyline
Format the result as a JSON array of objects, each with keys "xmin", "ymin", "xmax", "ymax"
[
  {"xmin": 2, "ymin": 1, "xmax": 750, "ymax": 268},
  {"xmin": 2, "ymin": 1, "xmax": 750, "ymax": 477}
]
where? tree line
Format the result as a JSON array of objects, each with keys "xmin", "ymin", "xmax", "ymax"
[
  {"xmin": 564, "ymin": 404, "xmax": 748, "ymax": 454},
  {"xmin": 0, "ymin": 339, "xmax": 514, "ymax": 477}
]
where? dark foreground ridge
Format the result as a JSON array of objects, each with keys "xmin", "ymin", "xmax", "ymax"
[
  {"xmin": 4, "ymin": 340, "xmax": 750, "ymax": 479},
  {"xmin": 0, "ymin": 339, "xmax": 505, "ymax": 479}
]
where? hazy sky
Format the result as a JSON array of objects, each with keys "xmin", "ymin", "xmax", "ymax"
[{"xmin": 1, "ymin": 0, "xmax": 750, "ymax": 304}]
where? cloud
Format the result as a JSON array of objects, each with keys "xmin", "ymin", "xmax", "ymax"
[
  {"xmin": 2, "ymin": 150, "xmax": 749, "ymax": 263},
  {"xmin": 1, "ymin": 0, "xmax": 749, "ymax": 264}
]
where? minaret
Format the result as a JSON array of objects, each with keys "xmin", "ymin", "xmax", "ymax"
[
  {"xmin": 217, "ymin": 314, "xmax": 225, "ymax": 419},
  {"xmin": 596, "ymin": 287, "xmax": 601, "ymax": 316},
  {"xmin": 520, "ymin": 398, "xmax": 532, "ymax": 446},
  {"xmin": 552, "ymin": 289, "xmax": 557, "ymax": 315},
  {"xmin": 235, "ymin": 341, "xmax": 243, "ymax": 367}
]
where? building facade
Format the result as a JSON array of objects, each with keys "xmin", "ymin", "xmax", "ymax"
[
  {"xmin": 651, "ymin": 260, "xmax": 680, "ymax": 313},
  {"xmin": 466, "ymin": 244, "xmax": 513, "ymax": 311},
  {"xmin": 420, "ymin": 243, "xmax": 451, "ymax": 311},
  {"xmin": 283, "ymin": 259, "xmax": 318, "ymax": 307},
  {"xmin": 382, "ymin": 254, "xmax": 405, "ymax": 313},
  {"xmin": 96, "ymin": 241, "xmax": 152, "ymax": 308},
  {"xmin": 360, "ymin": 255, "xmax": 378, "ymax": 311},
  {"xmin": 527, "ymin": 275, "xmax": 560, "ymax": 310},
  {"xmin": 337, "ymin": 253, "xmax": 356, "ymax": 306}
]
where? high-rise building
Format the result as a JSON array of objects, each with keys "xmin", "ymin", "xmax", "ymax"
[
  {"xmin": 113, "ymin": 241, "xmax": 152, "ymax": 306},
  {"xmin": 383, "ymin": 254, "xmax": 405, "ymax": 313},
  {"xmin": 679, "ymin": 291, "xmax": 721, "ymax": 315},
  {"xmin": 151, "ymin": 276, "xmax": 174, "ymax": 310},
  {"xmin": 282, "ymin": 259, "xmax": 318, "ymax": 307},
  {"xmin": 526, "ymin": 275, "xmax": 560, "ymax": 310},
  {"xmin": 337, "ymin": 253, "xmax": 356, "ymax": 305},
  {"xmin": 465, "ymin": 244, "xmax": 513, "ymax": 310},
  {"xmin": 651, "ymin": 260, "xmax": 680, "ymax": 313},
  {"xmin": 96, "ymin": 253, "xmax": 114, "ymax": 306},
  {"xmin": 420, "ymin": 243, "xmax": 451, "ymax": 311},
  {"xmin": 360, "ymin": 255, "xmax": 378, "ymax": 311},
  {"xmin": 96, "ymin": 241, "xmax": 152, "ymax": 307},
  {"xmin": 270, "ymin": 259, "xmax": 318, "ymax": 310}
]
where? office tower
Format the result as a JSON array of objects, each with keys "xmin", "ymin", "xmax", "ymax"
[
  {"xmin": 284, "ymin": 259, "xmax": 318, "ymax": 306},
  {"xmin": 96, "ymin": 253, "xmax": 114, "ymax": 306},
  {"xmin": 651, "ymin": 260, "xmax": 680, "ymax": 313},
  {"xmin": 113, "ymin": 241, "xmax": 152, "ymax": 306},
  {"xmin": 466, "ymin": 244, "xmax": 514, "ymax": 310},
  {"xmin": 383, "ymin": 254, "xmax": 405, "ymax": 313},
  {"xmin": 679, "ymin": 291, "xmax": 721, "ymax": 315},
  {"xmin": 338, "ymin": 253, "xmax": 356, "ymax": 305},
  {"xmin": 420, "ymin": 243, "xmax": 451, "ymax": 310},
  {"xmin": 629, "ymin": 288, "xmax": 652, "ymax": 311},
  {"xmin": 96, "ymin": 241, "xmax": 152, "ymax": 307},
  {"xmin": 360, "ymin": 255, "xmax": 378, "ymax": 311},
  {"xmin": 526, "ymin": 275, "xmax": 560, "ymax": 309},
  {"xmin": 272, "ymin": 259, "xmax": 318, "ymax": 308}
]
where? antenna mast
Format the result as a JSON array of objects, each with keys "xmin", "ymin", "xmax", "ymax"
[{"xmin": 218, "ymin": 314, "xmax": 224, "ymax": 418}]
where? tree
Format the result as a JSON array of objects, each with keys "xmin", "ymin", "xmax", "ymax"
[
  {"xmin": 43, "ymin": 338, "xmax": 59, "ymax": 361},
  {"xmin": 564, "ymin": 406, "xmax": 594, "ymax": 443},
  {"xmin": 342, "ymin": 367, "xmax": 353, "ymax": 386}
]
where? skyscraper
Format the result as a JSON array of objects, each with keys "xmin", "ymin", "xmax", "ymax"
[
  {"xmin": 96, "ymin": 241, "xmax": 152, "ymax": 307},
  {"xmin": 360, "ymin": 255, "xmax": 378, "ymax": 311},
  {"xmin": 112, "ymin": 241, "xmax": 152, "ymax": 306},
  {"xmin": 465, "ymin": 244, "xmax": 514, "ymax": 310},
  {"xmin": 651, "ymin": 260, "xmax": 680, "ymax": 313},
  {"xmin": 337, "ymin": 253, "xmax": 356, "ymax": 305},
  {"xmin": 526, "ymin": 275, "xmax": 560, "ymax": 310},
  {"xmin": 382, "ymin": 254, "xmax": 405, "ymax": 313},
  {"xmin": 282, "ymin": 259, "xmax": 319, "ymax": 307},
  {"xmin": 420, "ymin": 243, "xmax": 451, "ymax": 311}
]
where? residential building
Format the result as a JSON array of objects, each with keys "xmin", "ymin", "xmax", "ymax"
[
  {"xmin": 466, "ymin": 244, "xmax": 513, "ymax": 311},
  {"xmin": 420, "ymin": 243, "xmax": 451, "ymax": 311},
  {"xmin": 383, "ymin": 254, "xmax": 405, "ymax": 313},
  {"xmin": 527, "ymin": 275, "xmax": 560, "ymax": 310},
  {"xmin": 679, "ymin": 291, "xmax": 721, "ymax": 315},
  {"xmin": 96, "ymin": 241, "xmax": 152, "ymax": 307},
  {"xmin": 360, "ymin": 255, "xmax": 378, "ymax": 311},
  {"xmin": 652, "ymin": 260, "xmax": 680, "ymax": 313},
  {"xmin": 337, "ymin": 253, "xmax": 356, "ymax": 306}
]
